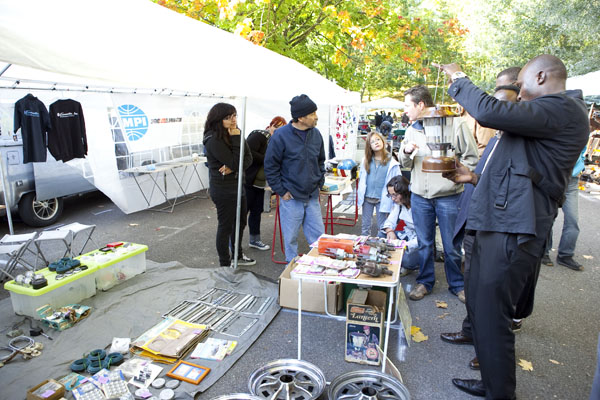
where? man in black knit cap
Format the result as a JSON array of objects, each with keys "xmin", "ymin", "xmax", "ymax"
[{"xmin": 264, "ymin": 94, "xmax": 325, "ymax": 262}]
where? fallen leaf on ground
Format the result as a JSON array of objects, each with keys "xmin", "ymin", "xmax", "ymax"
[
  {"xmin": 412, "ymin": 331, "xmax": 428, "ymax": 343},
  {"xmin": 518, "ymin": 359, "xmax": 533, "ymax": 371},
  {"xmin": 549, "ymin": 359, "xmax": 561, "ymax": 365},
  {"xmin": 129, "ymin": 223, "xmax": 139, "ymax": 227},
  {"xmin": 583, "ymin": 255, "xmax": 594, "ymax": 260},
  {"xmin": 435, "ymin": 300, "xmax": 448, "ymax": 309},
  {"xmin": 410, "ymin": 326, "xmax": 421, "ymax": 335},
  {"xmin": 437, "ymin": 312, "xmax": 450, "ymax": 319}
]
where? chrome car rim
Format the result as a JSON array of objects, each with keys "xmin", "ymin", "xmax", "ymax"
[
  {"xmin": 33, "ymin": 198, "xmax": 59, "ymax": 220},
  {"xmin": 328, "ymin": 370, "xmax": 410, "ymax": 400},
  {"xmin": 211, "ymin": 394, "xmax": 262, "ymax": 400},
  {"xmin": 248, "ymin": 359, "xmax": 326, "ymax": 400}
]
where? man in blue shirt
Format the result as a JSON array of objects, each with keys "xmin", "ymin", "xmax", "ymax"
[{"xmin": 264, "ymin": 94, "xmax": 325, "ymax": 262}]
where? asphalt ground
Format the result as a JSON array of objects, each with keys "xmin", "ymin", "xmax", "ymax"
[{"xmin": 1, "ymin": 188, "xmax": 599, "ymax": 399}]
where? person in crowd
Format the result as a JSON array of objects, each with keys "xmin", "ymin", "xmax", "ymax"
[
  {"xmin": 385, "ymin": 111, "xmax": 394, "ymax": 123},
  {"xmin": 264, "ymin": 94, "xmax": 325, "ymax": 262},
  {"xmin": 375, "ymin": 111, "xmax": 383, "ymax": 130},
  {"xmin": 357, "ymin": 131, "xmax": 400, "ymax": 237},
  {"xmin": 541, "ymin": 148, "xmax": 586, "ymax": 270},
  {"xmin": 244, "ymin": 116, "xmax": 286, "ymax": 251},
  {"xmin": 440, "ymin": 78, "xmax": 523, "ymax": 373},
  {"xmin": 399, "ymin": 85, "xmax": 478, "ymax": 302},
  {"xmin": 436, "ymin": 55, "xmax": 589, "ymax": 399},
  {"xmin": 380, "ymin": 119, "xmax": 393, "ymax": 139},
  {"xmin": 203, "ymin": 103, "xmax": 255, "ymax": 267},
  {"xmin": 463, "ymin": 67, "xmax": 521, "ymax": 156},
  {"xmin": 382, "ymin": 175, "xmax": 419, "ymax": 275}
]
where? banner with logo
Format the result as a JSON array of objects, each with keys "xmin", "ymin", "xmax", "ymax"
[{"xmin": 111, "ymin": 94, "xmax": 185, "ymax": 153}]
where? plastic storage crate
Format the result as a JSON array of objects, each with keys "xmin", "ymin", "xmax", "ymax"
[
  {"xmin": 4, "ymin": 266, "xmax": 97, "ymax": 319},
  {"xmin": 77, "ymin": 243, "xmax": 148, "ymax": 291}
]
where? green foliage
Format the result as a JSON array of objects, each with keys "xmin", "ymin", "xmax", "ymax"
[{"xmin": 152, "ymin": 0, "xmax": 470, "ymax": 100}]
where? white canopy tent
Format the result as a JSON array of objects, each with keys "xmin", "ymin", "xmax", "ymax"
[
  {"xmin": 0, "ymin": 0, "xmax": 360, "ymax": 216},
  {"xmin": 361, "ymin": 97, "xmax": 404, "ymax": 110},
  {"xmin": 0, "ymin": 0, "xmax": 358, "ymax": 105},
  {"xmin": 567, "ymin": 70, "xmax": 600, "ymax": 97}
]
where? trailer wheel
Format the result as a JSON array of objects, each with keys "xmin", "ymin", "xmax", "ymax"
[{"xmin": 18, "ymin": 192, "xmax": 64, "ymax": 227}]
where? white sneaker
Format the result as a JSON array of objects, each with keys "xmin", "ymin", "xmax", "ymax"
[
  {"xmin": 236, "ymin": 254, "xmax": 256, "ymax": 266},
  {"xmin": 249, "ymin": 240, "xmax": 270, "ymax": 251}
]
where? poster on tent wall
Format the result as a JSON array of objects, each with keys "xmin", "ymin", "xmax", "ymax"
[
  {"xmin": 332, "ymin": 105, "xmax": 358, "ymax": 161},
  {"xmin": 110, "ymin": 94, "xmax": 184, "ymax": 153}
]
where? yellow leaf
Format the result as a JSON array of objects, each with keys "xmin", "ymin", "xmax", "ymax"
[
  {"xmin": 437, "ymin": 312, "xmax": 450, "ymax": 319},
  {"xmin": 518, "ymin": 359, "xmax": 533, "ymax": 371},
  {"xmin": 410, "ymin": 325, "xmax": 421, "ymax": 335},
  {"xmin": 435, "ymin": 300, "xmax": 448, "ymax": 309},
  {"xmin": 549, "ymin": 359, "xmax": 561, "ymax": 365},
  {"xmin": 412, "ymin": 331, "xmax": 428, "ymax": 342}
]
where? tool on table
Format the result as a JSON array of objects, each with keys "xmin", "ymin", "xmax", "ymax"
[{"xmin": 29, "ymin": 326, "xmax": 53, "ymax": 340}]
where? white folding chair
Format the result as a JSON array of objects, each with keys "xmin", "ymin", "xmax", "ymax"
[
  {"xmin": 56, "ymin": 222, "xmax": 98, "ymax": 255},
  {"xmin": 0, "ymin": 232, "xmax": 39, "ymax": 280},
  {"xmin": 34, "ymin": 230, "xmax": 72, "ymax": 266}
]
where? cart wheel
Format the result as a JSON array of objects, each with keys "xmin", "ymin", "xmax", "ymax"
[
  {"xmin": 18, "ymin": 192, "xmax": 63, "ymax": 227},
  {"xmin": 328, "ymin": 370, "xmax": 411, "ymax": 400},
  {"xmin": 248, "ymin": 359, "xmax": 326, "ymax": 400}
]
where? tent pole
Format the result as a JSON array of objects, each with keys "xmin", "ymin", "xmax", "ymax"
[
  {"xmin": 0, "ymin": 63, "xmax": 12, "ymax": 77},
  {"xmin": 0, "ymin": 153, "xmax": 15, "ymax": 235},
  {"xmin": 232, "ymin": 96, "xmax": 248, "ymax": 269}
]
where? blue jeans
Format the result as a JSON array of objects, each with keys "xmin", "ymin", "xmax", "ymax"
[
  {"xmin": 280, "ymin": 196, "xmax": 325, "ymax": 262},
  {"xmin": 545, "ymin": 175, "xmax": 580, "ymax": 258},
  {"xmin": 410, "ymin": 193, "xmax": 464, "ymax": 294},
  {"xmin": 361, "ymin": 200, "xmax": 388, "ymax": 237}
]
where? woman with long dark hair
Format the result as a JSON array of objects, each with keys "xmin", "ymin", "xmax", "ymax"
[{"xmin": 203, "ymin": 103, "xmax": 254, "ymax": 267}]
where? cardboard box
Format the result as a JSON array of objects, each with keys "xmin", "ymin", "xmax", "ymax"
[
  {"xmin": 278, "ymin": 261, "xmax": 343, "ymax": 314},
  {"xmin": 345, "ymin": 289, "xmax": 386, "ymax": 366},
  {"xmin": 26, "ymin": 379, "xmax": 65, "ymax": 400}
]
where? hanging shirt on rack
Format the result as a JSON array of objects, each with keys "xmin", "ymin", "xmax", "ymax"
[
  {"xmin": 48, "ymin": 99, "xmax": 88, "ymax": 162},
  {"xmin": 14, "ymin": 94, "xmax": 51, "ymax": 163}
]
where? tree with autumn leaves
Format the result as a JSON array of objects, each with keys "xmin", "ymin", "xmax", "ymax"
[{"xmin": 152, "ymin": 0, "xmax": 469, "ymax": 100}]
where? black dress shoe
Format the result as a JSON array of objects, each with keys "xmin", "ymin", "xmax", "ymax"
[
  {"xmin": 556, "ymin": 256, "xmax": 584, "ymax": 271},
  {"xmin": 469, "ymin": 356, "xmax": 480, "ymax": 370},
  {"xmin": 440, "ymin": 331, "xmax": 474, "ymax": 345},
  {"xmin": 452, "ymin": 378, "xmax": 486, "ymax": 397}
]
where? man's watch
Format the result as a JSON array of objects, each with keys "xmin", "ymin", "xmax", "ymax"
[{"xmin": 451, "ymin": 71, "xmax": 468, "ymax": 82}]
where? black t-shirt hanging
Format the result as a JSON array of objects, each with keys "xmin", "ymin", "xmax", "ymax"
[
  {"xmin": 14, "ymin": 94, "xmax": 51, "ymax": 163},
  {"xmin": 48, "ymin": 99, "xmax": 88, "ymax": 162}
]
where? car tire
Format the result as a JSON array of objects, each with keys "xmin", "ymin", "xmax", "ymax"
[{"xmin": 18, "ymin": 192, "xmax": 64, "ymax": 227}]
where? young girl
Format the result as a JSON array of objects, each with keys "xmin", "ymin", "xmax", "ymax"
[
  {"xmin": 382, "ymin": 175, "xmax": 419, "ymax": 275},
  {"xmin": 357, "ymin": 131, "xmax": 400, "ymax": 236}
]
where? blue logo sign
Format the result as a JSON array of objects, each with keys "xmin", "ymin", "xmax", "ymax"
[{"xmin": 118, "ymin": 104, "xmax": 148, "ymax": 141}]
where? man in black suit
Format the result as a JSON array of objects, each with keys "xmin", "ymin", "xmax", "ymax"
[{"xmin": 436, "ymin": 55, "xmax": 589, "ymax": 399}]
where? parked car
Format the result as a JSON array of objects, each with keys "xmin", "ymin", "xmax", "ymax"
[{"xmin": 0, "ymin": 138, "xmax": 95, "ymax": 227}]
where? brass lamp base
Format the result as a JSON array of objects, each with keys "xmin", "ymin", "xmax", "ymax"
[{"xmin": 422, "ymin": 156, "xmax": 456, "ymax": 173}]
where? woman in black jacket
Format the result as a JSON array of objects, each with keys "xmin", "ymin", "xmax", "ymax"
[
  {"xmin": 244, "ymin": 116, "xmax": 286, "ymax": 251},
  {"xmin": 203, "ymin": 103, "xmax": 254, "ymax": 267}
]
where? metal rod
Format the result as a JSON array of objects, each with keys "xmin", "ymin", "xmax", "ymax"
[
  {"xmin": 0, "ymin": 64, "xmax": 11, "ymax": 77},
  {"xmin": 0, "ymin": 153, "xmax": 14, "ymax": 235},
  {"xmin": 232, "ymin": 96, "xmax": 248, "ymax": 269}
]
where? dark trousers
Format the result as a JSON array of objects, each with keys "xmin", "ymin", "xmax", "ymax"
[
  {"xmin": 467, "ymin": 231, "xmax": 541, "ymax": 399},
  {"xmin": 460, "ymin": 233, "xmax": 475, "ymax": 337},
  {"xmin": 245, "ymin": 185, "xmax": 264, "ymax": 237},
  {"xmin": 210, "ymin": 189, "xmax": 247, "ymax": 266}
]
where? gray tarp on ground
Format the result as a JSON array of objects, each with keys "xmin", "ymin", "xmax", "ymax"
[{"xmin": 0, "ymin": 260, "xmax": 280, "ymax": 399}]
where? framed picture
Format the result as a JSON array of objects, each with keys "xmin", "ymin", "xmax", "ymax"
[{"xmin": 166, "ymin": 360, "xmax": 210, "ymax": 385}]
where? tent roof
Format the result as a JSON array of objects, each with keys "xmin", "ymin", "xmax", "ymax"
[
  {"xmin": 361, "ymin": 97, "xmax": 404, "ymax": 110},
  {"xmin": 0, "ymin": 0, "xmax": 359, "ymax": 105},
  {"xmin": 567, "ymin": 70, "xmax": 600, "ymax": 97}
]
